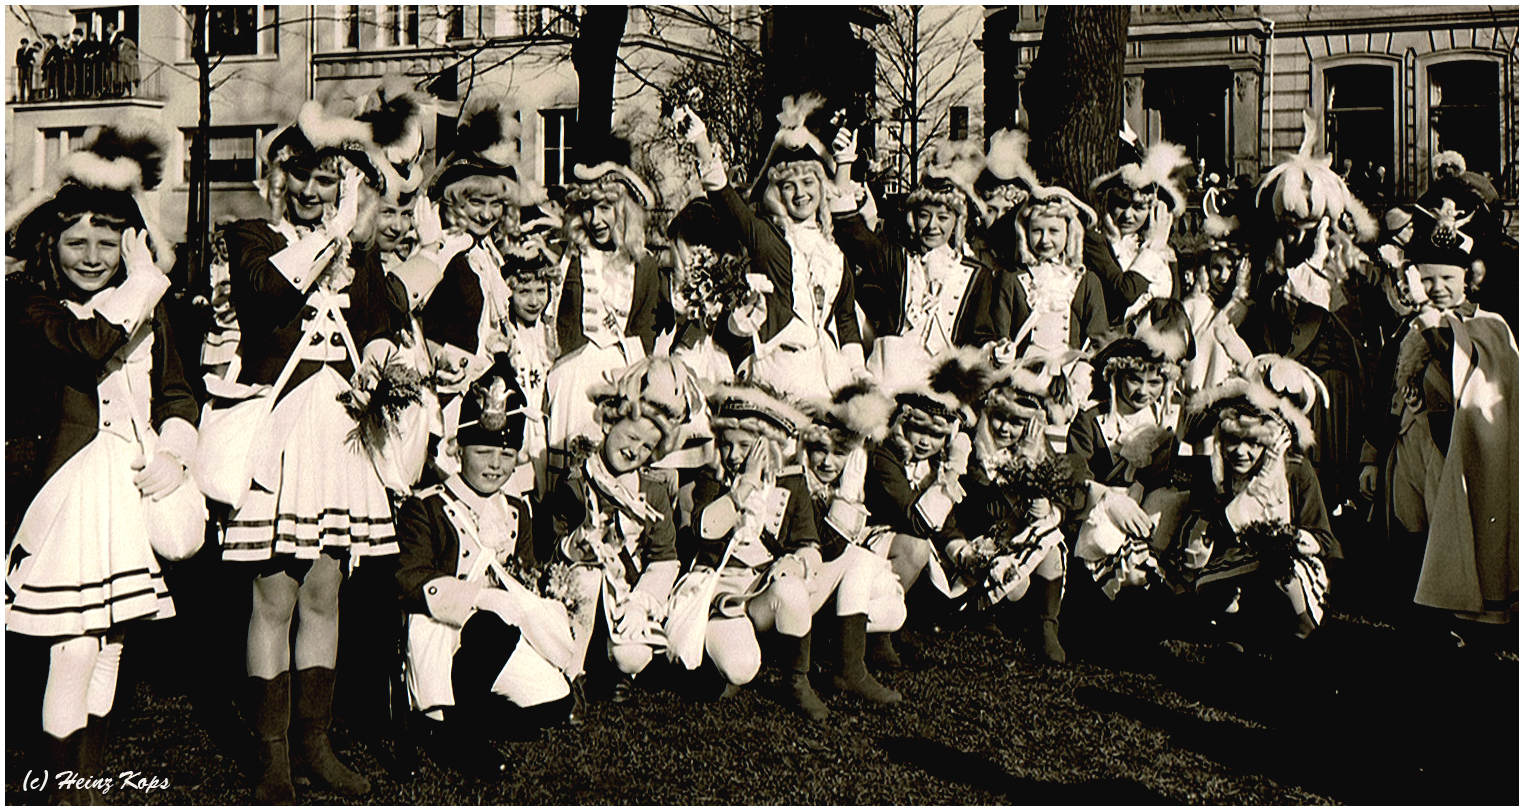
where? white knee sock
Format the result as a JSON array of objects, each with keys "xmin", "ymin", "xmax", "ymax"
[
  {"xmin": 43, "ymin": 637, "xmax": 99, "ymax": 738},
  {"xmin": 87, "ymin": 641, "xmax": 124, "ymax": 718}
]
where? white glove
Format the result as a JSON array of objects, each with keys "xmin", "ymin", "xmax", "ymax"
[
  {"xmin": 674, "ymin": 105, "xmax": 709, "ymax": 147},
  {"xmin": 1103, "ymin": 492, "xmax": 1154, "ymax": 539},
  {"xmin": 120, "ymin": 228, "xmax": 159, "ymax": 278},
  {"xmin": 132, "ymin": 452, "xmax": 187, "ymax": 500},
  {"xmin": 831, "ymin": 127, "xmax": 858, "ymax": 166},
  {"xmin": 1145, "ymin": 199, "xmax": 1174, "ymax": 252},
  {"xmin": 837, "ymin": 446, "xmax": 869, "ymax": 503},
  {"xmin": 414, "ymin": 195, "xmax": 445, "ymax": 246},
  {"xmin": 944, "ymin": 432, "xmax": 973, "ymax": 479},
  {"xmin": 1295, "ymin": 529, "xmax": 1321, "ymax": 556},
  {"xmin": 326, "ymin": 167, "xmax": 364, "ymax": 239}
]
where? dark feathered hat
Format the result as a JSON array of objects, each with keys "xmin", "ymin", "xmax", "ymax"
[
  {"xmin": 1090, "ymin": 121, "xmax": 1192, "ymax": 216},
  {"xmin": 356, "ymin": 76, "xmax": 434, "ymax": 201},
  {"xmin": 262, "ymin": 99, "xmax": 383, "ymax": 188},
  {"xmin": 892, "ymin": 346, "xmax": 992, "ymax": 436},
  {"xmin": 427, "ymin": 99, "xmax": 522, "ymax": 201},
  {"xmin": 565, "ymin": 133, "xmax": 655, "ymax": 209}
]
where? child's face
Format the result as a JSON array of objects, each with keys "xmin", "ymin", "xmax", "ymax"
[
  {"xmin": 447, "ymin": 188, "xmax": 506, "ymax": 237},
  {"xmin": 1115, "ymin": 368, "xmax": 1166, "ymax": 414},
  {"xmin": 580, "ymin": 200, "xmax": 618, "ymax": 247},
  {"xmin": 459, "ymin": 445, "xmax": 518, "ymax": 495},
  {"xmin": 911, "ymin": 203, "xmax": 956, "ymax": 251},
  {"xmin": 1028, "ymin": 214, "xmax": 1068, "ymax": 262},
  {"xmin": 777, "ymin": 174, "xmax": 822, "ymax": 222},
  {"xmin": 1219, "ymin": 430, "xmax": 1266, "ymax": 476},
  {"xmin": 376, "ymin": 200, "xmax": 415, "ymax": 253},
  {"xmin": 1106, "ymin": 189, "xmax": 1152, "ymax": 236},
  {"xmin": 1415, "ymin": 263, "xmax": 1467, "ymax": 310},
  {"xmin": 509, "ymin": 278, "xmax": 550, "ymax": 324},
  {"xmin": 804, "ymin": 441, "xmax": 849, "ymax": 485},
  {"xmin": 1206, "ymin": 251, "xmax": 1237, "ymax": 301},
  {"xmin": 716, "ymin": 428, "xmax": 762, "ymax": 478},
  {"xmin": 903, "ymin": 423, "xmax": 949, "ymax": 461},
  {"xmin": 56, "ymin": 216, "xmax": 124, "ymax": 293},
  {"xmin": 284, "ymin": 165, "xmax": 341, "ymax": 226},
  {"xmin": 985, "ymin": 411, "xmax": 1030, "ymax": 450},
  {"xmin": 602, "ymin": 416, "xmax": 663, "ymax": 474}
]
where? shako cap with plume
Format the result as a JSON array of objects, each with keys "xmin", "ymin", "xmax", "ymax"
[{"xmin": 356, "ymin": 76, "xmax": 435, "ymax": 201}]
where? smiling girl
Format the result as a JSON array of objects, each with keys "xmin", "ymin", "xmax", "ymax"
[{"xmin": 7, "ymin": 126, "xmax": 199, "ymax": 804}]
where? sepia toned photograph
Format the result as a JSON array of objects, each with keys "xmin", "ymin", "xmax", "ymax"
[{"xmin": 3, "ymin": 4, "xmax": 1518, "ymax": 805}]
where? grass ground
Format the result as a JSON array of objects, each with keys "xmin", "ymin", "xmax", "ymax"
[{"xmin": 5, "ymin": 533, "xmax": 1518, "ymax": 806}]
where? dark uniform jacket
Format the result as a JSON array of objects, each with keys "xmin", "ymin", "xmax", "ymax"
[
  {"xmin": 688, "ymin": 467, "xmax": 825, "ymax": 569},
  {"xmin": 554, "ymin": 251, "xmax": 674, "ymax": 359}
]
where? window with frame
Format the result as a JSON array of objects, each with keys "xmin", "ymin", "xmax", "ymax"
[
  {"xmin": 542, "ymin": 109, "xmax": 577, "ymax": 186},
  {"xmin": 1324, "ymin": 63, "xmax": 1396, "ymax": 200},
  {"xmin": 182, "ymin": 126, "xmax": 267, "ymax": 184},
  {"xmin": 189, "ymin": 5, "xmax": 279, "ymax": 57},
  {"xmin": 381, "ymin": 5, "xmax": 420, "ymax": 48},
  {"xmin": 1145, "ymin": 66, "xmax": 1231, "ymax": 178},
  {"xmin": 74, "ymin": 7, "xmax": 137, "ymax": 42},
  {"xmin": 1428, "ymin": 59, "xmax": 1501, "ymax": 181}
]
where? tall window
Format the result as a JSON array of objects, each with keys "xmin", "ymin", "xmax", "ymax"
[
  {"xmin": 1428, "ymin": 60, "xmax": 1502, "ymax": 181},
  {"xmin": 182, "ymin": 126, "xmax": 268, "ymax": 184},
  {"xmin": 1145, "ymin": 66, "xmax": 1231, "ymax": 177},
  {"xmin": 190, "ymin": 5, "xmax": 279, "ymax": 57},
  {"xmin": 74, "ymin": 7, "xmax": 137, "ymax": 41},
  {"xmin": 381, "ymin": 5, "xmax": 420, "ymax": 47},
  {"xmin": 542, "ymin": 109, "xmax": 577, "ymax": 186},
  {"xmin": 1324, "ymin": 64, "xmax": 1395, "ymax": 199}
]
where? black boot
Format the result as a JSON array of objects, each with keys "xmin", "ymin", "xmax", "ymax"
[
  {"xmin": 79, "ymin": 713, "xmax": 110, "ymax": 805},
  {"xmin": 428, "ymin": 707, "xmax": 509, "ymax": 779},
  {"xmin": 44, "ymin": 729, "xmax": 89, "ymax": 805},
  {"xmin": 780, "ymin": 633, "xmax": 829, "ymax": 721},
  {"xmin": 866, "ymin": 632, "xmax": 903, "ymax": 669},
  {"xmin": 292, "ymin": 667, "xmax": 370, "ymax": 796},
  {"xmin": 247, "ymin": 674, "xmax": 295, "ymax": 805},
  {"xmin": 831, "ymin": 614, "xmax": 903, "ymax": 703},
  {"xmin": 1036, "ymin": 576, "xmax": 1067, "ymax": 665}
]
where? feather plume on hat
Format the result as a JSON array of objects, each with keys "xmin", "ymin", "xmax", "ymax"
[
  {"xmin": 1256, "ymin": 111, "xmax": 1378, "ymax": 241},
  {"xmin": 801, "ymin": 382, "xmax": 896, "ymax": 448},
  {"xmin": 357, "ymin": 77, "xmax": 434, "ymax": 199},
  {"xmin": 1187, "ymin": 354, "xmax": 1326, "ymax": 450},
  {"xmin": 426, "ymin": 99, "xmax": 523, "ymax": 201},
  {"xmin": 984, "ymin": 128, "xmax": 1039, "ymax": 187},
  {"xmin": 1091, "ymin": 138, "xmax": 1193, "ymax": 215}
]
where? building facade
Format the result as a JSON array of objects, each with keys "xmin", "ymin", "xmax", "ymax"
[
  {"xmin": 6, "ymin": 4, "xmax": 752, "ymax": 243},
  {"xmin": 983, "ymin": 5, "xmax": 1519, "ymax": 207}
]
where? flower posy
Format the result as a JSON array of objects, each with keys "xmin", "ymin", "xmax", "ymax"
[
  {"xmin": 679, "ymin": 244, "xmax": 750, "ymax": 326},
  {"xmin": 338, "ymin": 353, "xmax": 425, "ymax": 454}
]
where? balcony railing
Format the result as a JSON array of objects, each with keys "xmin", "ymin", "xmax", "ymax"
[{"xmin": 11, "ymin": 59, "xmax": 161, "ymax": 105}]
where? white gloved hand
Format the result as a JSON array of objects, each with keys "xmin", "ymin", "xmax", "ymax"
[
  {"xmin": 326, "ymin": 167, "xmax": 364, "ymax": 238},
  {"xmin": 1295, "ymin": 529, "xmax": 1321, "ymax": 556},
  {"xmin": 132, "ymin": 452, "xmax": 187, "ymax": 500},
  {"xmin": 414, "ymin": 195, "xmax": 445, "ymax": 246},
  {"xmin": 831, "ymin": 127, "xmax": 858, "ymax": 166},
  {"xmin": 119, "ymin": 228, "xmax": 160, "ymax": 278},
  {"xmin": 944, "ymin": 431, "xmax": 973, "ymax": 479},
  {"xmin": 674, "ymin": 105, "xmax": 709, "ymax": 147},
  {"xmin": 1103, "ymin": 492, "xmax": 1154, "ymax": 539},
  {"xmin": 1145, "ymin": 199, "xmax": 1174, "ymax": 252},
  {"xmin": 836, "ymin": 446, "xmax": 869, "ymax": 503}
]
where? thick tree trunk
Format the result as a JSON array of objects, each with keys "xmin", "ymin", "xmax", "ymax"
[
  {"xmin": 571, "ymin": 5, "xmax": 628, "ymax": 154},
  {"xmin": 1024, "ymin": 6, "xmax": 1130, "ymax": 202}
]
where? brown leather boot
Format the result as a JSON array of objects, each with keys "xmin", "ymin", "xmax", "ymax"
[{"xmin": 292, "ymin": 667, "xmax": 370, "ymax": 796}]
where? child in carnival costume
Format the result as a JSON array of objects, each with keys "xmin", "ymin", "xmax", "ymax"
[
  {"xmin": 951, "ymin": 351, "xmax": 1089, "ymax": 663},
  {"xmin": 1085, "ymin": 123, "xmax": 1193, "ymax": 319},
  {"xmin": 680, "ymin": 381, "xmax": 903, "ymax": 720},
  {"xmin": 546, "ymin": 357, "xmax": 703, "ymax": 716},
  {"xmin": 837, "ymin": 137, "xmax": 1009, "ymax": 392},
  {"xmin": 391, "ymin": 99, "xmax": 522, "ymax": 481},
  {"xmin": 544, "ymin": 137, "xmax": 674, "ymax": 490},
  {"xmin": 861, "ymin": 347, "xmax": 989, "ymax": 662},
  {"xmin": 674, "ymin": 97, "xmax": 869, "ymax": 403},
  {"xmin": 994, "ymin": 164, "xmax": 1110, "ymax": 353},
  {"xmin": 1180, "ymin": 186, "xmax": 1257, "ymax": 401},
  {"xmin": 973, "ymin": 128, "xmax": 1036, "ymax": 234},
  {"xmin": 1067, "ymin": 309, "xmax": 1194, "ymax": 603},
  {"xmin": 6, "ymin": 123, "xmax": 201, "ymax": 804},
  {"xmin": 217, "ymin": 98, "xmax": 410, "ymax": 802},
  {"xmin": 1175, "ymin": 355, "xmax": 1342, "ymax": 646},
  {"xmin": 1385, "ymin": 225, "xmax": 1517, "ymax": 635},
  {"xmin": 1236, "ymin": 112, "xmax": 1381, "ymax": 512},
  {"xmin": 499, "ymin": 250, "xmax": 561, "ymax": 497},
  {"xmin": 395, "ymin": 357, "xmax": 575, "ymax": 777}
]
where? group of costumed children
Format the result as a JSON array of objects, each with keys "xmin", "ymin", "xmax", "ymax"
[{"xmin": 6, "ymin": 72, "xmax": 1515, "ymax": 803}]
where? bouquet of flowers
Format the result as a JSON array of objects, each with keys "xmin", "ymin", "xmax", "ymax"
[
  {"xmin": 540, "ymin": 561, "xmax": 587, "ymax": 619},
  {"xmin": 678, "ymin": 244, "xmax": 751, "ymax": 327},
  {"xmin": 337, "ymin": 352, "xmax": 426, "ymax": 455},
  {"xmin": 961, "ymin": 456, "xmax": 1084, "ymax": 572},
  {"xmin": 1238, "ymin": 519, "xmax": 1302, "ymax": 582}
]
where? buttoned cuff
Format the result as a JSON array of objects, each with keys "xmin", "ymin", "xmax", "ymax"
[
  {"xmin": 270, "ymin": 231, "xmax": 336, "ymax": 292},
  {"xmin": 424, "ymin": 576, "xmax": 484, "ymax": 627},
  {"xmin": 915, "ymin": 486, "xmax": 954, "ymax": 530},
  {"xmin": 389, "ymin": 254, "xmax": 447, "ymax": 311},
  {"xmin": 155, "ymin": 417, "xmax": 198, "ymax": 465},
  {"xmin": 93, "ymin": 269, "xmax": 170, "ymax": 333}
]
